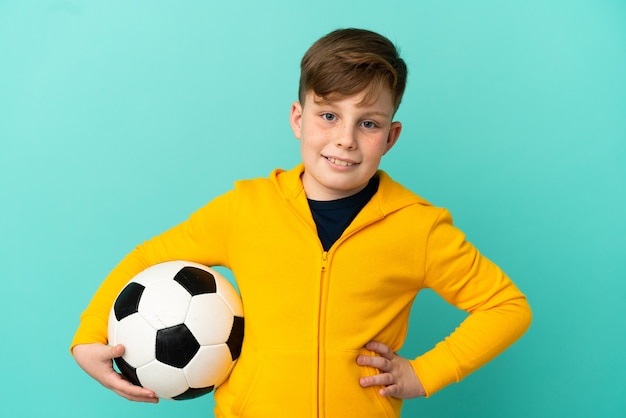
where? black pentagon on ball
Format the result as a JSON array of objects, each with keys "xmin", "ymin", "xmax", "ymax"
[
  {"xmin": 174, "ymin": 266, "xmax": 217, "ymax": 296},
  {"xmin": 173, "ymin": 385, "xmax": 215, "ymax": 401},
  {"xmin": 114, "ymin": 282, "xmax": 145, "ymax": 321},
  {"xmin": 155, "ymin": 324, "xmax": 200, "ymax": 368},
  {"xmin": 113, "ymin": 355, "xmax": 141, "ymax": 387},
  {"xmin": 227, "ymin": 316, "xmax": 245, "ymax": 361}
]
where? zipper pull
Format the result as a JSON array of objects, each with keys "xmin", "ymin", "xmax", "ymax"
[{"xmin": 321, "ymin": 251, "xmax": 328, "ymax": 272}]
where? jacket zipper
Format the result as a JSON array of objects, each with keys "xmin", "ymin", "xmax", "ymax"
[
  {"xmin": 286, "ymin": 194, "xmax": 381, "ymax": 417},
  {"xmin": 317, "ymin": 250, "xmax": 328, "ymax": 418},
  {"xmin": 321, "ymin": 251, "xmax": 328, "ymax": 272},
  {"xmin": 316, "ymin": 232, "xmax": 382, "ymax": 417}
]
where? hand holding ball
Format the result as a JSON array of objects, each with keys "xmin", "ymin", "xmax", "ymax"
[{"xmin": 107, "ymin": 261, "xmax": 244, "ymax": 400}]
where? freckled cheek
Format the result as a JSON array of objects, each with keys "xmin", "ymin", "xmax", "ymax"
[
  {"xmin": 362, "ymin": 141, "xmax": 389, "ymax": 157},
  {"xmin": 302, "ymin": 135, "xmax": 328, "ymax": 154},
  {"xmin": 300, "ymin": 141, "xmax": 324, "ymax": 162}
]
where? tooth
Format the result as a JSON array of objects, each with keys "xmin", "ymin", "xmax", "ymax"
[{"xmin": 328, "ymin": 157, "xmax": 353, "ymax": 166}]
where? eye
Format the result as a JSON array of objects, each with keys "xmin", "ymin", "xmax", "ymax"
[
  {"xmin": 361, "ymin": 120, "xmax": 378, "ymax": 129},
  {"xmin": 321, "ymin": 113, "xmax": 336, "ymax": 121}
]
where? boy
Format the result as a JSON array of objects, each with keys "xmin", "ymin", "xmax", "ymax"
[{"xmin": 72, "ymin": 28, "xmax": 532, "ymax": 417}]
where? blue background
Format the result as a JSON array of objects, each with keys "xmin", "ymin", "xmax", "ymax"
[{"xmin": 1, "ymin": 1, "xmax": 625, "ymax": 417}]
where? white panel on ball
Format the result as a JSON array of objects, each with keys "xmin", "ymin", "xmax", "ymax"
[
  {"xmin": 137, "ymin": 360, "xmax": 189, "ymax": 400},
  {"xmin": 132, "ymin": 261, "xmax": 187, "ymax": 286},
  {"xmin": 115, "ymin": 314, "xmax": 158, "ymax": 367},
  {"xmin": 139, "ymin": 280, "xmax": 192, "ymax": 329},
  {"xmin": 186, "ymin": 293, "xmax": 235, "ymax": 345},
  {"xmin": 184, "ymin": 344, "xmax": 233, "ymax": 388},
  {"xmin": 216, "ymin": 280, "xmax": 244, "ymax": 317}
]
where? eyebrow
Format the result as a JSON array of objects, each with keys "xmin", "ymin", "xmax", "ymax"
[
  {"xmin": 311, "ymin": 99, "xmax": 392, "ymax": 119},
  {"xmin": 360, "ymin": 110, "xmax": 392, "ymax": 118}
]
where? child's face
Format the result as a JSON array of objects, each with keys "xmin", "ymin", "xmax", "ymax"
[{"xmin": 290, "ymin": 88, "xmax": 402, "ymax": 200}]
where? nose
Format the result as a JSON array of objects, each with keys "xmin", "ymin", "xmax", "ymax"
[{"xmin": 335, "ymin": 125, "xmax": 358, "ymax": 150}]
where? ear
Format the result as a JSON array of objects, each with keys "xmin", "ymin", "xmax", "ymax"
[
  {"xmin": 383, "ymin": 121, "xmax": 402, "ymax": 154},
  {"xmin": 289, "ymin": 101, "xmax": 303, "ymax": 139}
]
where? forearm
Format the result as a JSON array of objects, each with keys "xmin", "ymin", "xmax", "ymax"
[
  {"xmin": 416, "ymin": 209, "xmax": 533, "ymax": 395},
  {"xmin": 70, "ymin": 192, "xmax": 234, "ymax": 354},
  {"xmin": 411, "ymin": 294, "xmax": 532, "ymax": 396},
  {"xmin": 70, "ymin": 248, "xmax": 154, "ymax": 352}
]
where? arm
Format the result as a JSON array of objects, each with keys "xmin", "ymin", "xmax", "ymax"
[
  {"xmin": 358, "ymin": 209, "xmax": 531, "ymax": 398},
  {"xmin": 70, "ymin": 191, "xmax": 234, "ymax": 398},
  {"xmin": 413, "ymin": 209, "xmax": 532, "ymax": 396}
]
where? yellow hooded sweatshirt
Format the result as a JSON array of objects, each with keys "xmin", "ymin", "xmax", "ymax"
[{"xmin": 71, "ymin": 165, "xmax": 531, "ymax": 417}]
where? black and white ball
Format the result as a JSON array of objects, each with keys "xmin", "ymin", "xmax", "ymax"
[{"xmin": 107, "ymin": 261, "xmax": 244, "ymax": 400}]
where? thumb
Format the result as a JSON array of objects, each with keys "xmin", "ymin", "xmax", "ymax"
[{"xmin": 108, "ymin": 344, "xmax": 125, "ymax": 360}]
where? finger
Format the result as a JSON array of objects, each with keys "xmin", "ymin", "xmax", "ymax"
[
  {"xmin": 107, "ymin": 344, "xmax": 125, "ymax": 360},
  {"xmin": 113, "ymin": 387, "xmax": 159, "ymax": 403},
  {"xmin": 365, "ymin": 341, "xmax": 394, "ymax": 359},
  {"xmin": 114, "ymin": 385, "xmax": 159, "ymax": 403},
  {"xmin": 380, "ymin": 383, "xmax": 400, "ymax": 397},
  {"xmin": 90, "ymin": 343, "xmax": 122, "ymax": 364},
  {"xmin": 359, "ymin": 372, "xmax": 394, "ymax": 388},
  {"xmin": 106, "ymin": 371, "xmax": 158, "ymax": 402},
  {"xmin": 357, "ymin": 353, "xmax": 391, "ymax": 371}
]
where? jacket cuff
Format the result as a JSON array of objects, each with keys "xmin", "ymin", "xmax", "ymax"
[
  {"xmin": 410, "ymin": 342, "xmax": 461, "ymax": 397},
  {"xmin": 69, "ymin": 313, "xmax": 109, "ymax": 355}
]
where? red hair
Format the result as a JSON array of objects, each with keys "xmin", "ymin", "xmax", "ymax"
[{"xmin": 299, "ymin": 28, "xmax": 407, "ymax": 111}]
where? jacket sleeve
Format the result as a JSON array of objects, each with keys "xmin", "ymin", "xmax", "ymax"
[
  {"xmin": 410, "ymin": 209, "xmax": 532, "ymax": 396},
  {"xmin": 69, "ymin": 190, "xmax": 235, "ymax": 353}
]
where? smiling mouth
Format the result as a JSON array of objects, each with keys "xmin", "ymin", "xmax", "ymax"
[{"xmin": 325, "ymin": 156, "xmax": 358, "ymax": 167}]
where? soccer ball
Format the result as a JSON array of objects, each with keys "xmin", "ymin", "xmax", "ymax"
[{"xmin": 107, "ymin": 260, "xmax": 244, "ymax": 400}]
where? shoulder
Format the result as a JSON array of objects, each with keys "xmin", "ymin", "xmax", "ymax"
[
  {"xmin": 375, "ymin": 170, "xmax": 442, "ymax": 215},
  {"xmin": 232, "ymin": 165, "xmax": 305, "ymax": 200}
]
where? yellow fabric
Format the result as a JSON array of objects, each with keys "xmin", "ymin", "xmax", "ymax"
[{"xmin": 71, "ymin": 165, "xmax": 531, "ymax": 417}]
